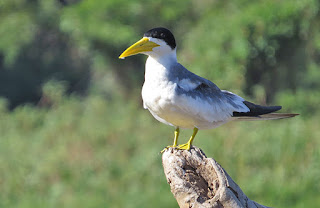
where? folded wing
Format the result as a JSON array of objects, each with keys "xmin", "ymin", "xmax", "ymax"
[{"xmin": 232, "ymin": 101, "xmax": 298, "ymax": 120}]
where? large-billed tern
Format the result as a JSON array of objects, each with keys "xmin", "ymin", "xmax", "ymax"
[{"xmin": 119, "ymin": 27, "xmax": 297, "ymax": 151}]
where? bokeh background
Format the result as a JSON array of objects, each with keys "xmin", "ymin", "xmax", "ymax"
[{"xmin": 0, "ymin": 0, "xmax": 319, "ymax": 207}]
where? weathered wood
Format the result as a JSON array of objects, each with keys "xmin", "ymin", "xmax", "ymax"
[{"xmin": 162, "ymin": 147, "xmax": 270, "ymax": 208}]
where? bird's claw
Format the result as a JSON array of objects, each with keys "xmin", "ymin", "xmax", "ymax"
[
  {"xmin": 160, "ymin": 143, "xmax": 192, "ymax": 153},
  {"xmin": 160, "ymin": 145, "xmax": 176, "ymax": 153},
  {"xmin": 176, "ymin": 142, "xmax": 191, "ymax": 151}
]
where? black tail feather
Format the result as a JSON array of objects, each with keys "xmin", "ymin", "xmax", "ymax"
[{"xmin": 233, "ymin": 101, "xmax": 282, "ymax": 117}]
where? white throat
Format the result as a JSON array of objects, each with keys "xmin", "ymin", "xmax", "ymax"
[
  {"xmin": 144, "ymin": 48, "xmax": 178, "ymax": 88},
  {"xmin": 146, "ymin": 48, "xmax": 178, "ymax": 68}
]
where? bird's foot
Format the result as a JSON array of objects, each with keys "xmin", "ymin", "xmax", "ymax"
[
  {"xmin": 160, "ymin": 145, "xmax": 177, "ymax": 153},
  {"xmin": 160, "ymin": 143, "xmax": 192, "ymax": 153},
  {"xmin": 176, "ymin": 142, "xmax": 191, "ymax": 151}
]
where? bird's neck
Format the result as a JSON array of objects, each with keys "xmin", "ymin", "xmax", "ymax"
[
  {"xmin": 147, "ymin": 49, "xmax": 178, "ymax": 69},
  {"xmin": 145, "ymin": 50, "xmax": 177, "ymax": 84}
]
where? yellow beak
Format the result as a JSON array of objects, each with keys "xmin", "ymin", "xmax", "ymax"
[{"xmin": 119, "ymin": 37, "xmax": 160, "ymax": 59}]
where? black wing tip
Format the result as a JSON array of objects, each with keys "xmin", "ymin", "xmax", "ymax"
[
  {"xmin": 233, "ymin": 101, "xmax": 283, "ymax": 117},
  {"xmin": 274, "ymin": 105, "xmax": 282, "ymax": 111}
]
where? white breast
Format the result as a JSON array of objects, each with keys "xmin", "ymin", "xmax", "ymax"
[{"xmin": 142, "ymin": 57, "xmax": 176, "ymax": 117}]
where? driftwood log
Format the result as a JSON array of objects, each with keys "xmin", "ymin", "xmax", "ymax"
[{"xmin": 162, "ymin": 146, "xmax": 270, "ymax": 208}]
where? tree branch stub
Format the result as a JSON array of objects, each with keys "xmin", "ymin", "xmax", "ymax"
[{"xmin": 162, "ymin": 147, "xmax": 270, "ymax": 208}]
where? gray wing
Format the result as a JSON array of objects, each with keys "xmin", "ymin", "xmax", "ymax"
[{"xmin": 170, "ymin": 63, "xmax": 250, "ymax": 122}]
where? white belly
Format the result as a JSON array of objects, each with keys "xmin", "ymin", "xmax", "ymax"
[{"xmin": 142, "ymin": 81, "xmax": 229, "ymax": 129}]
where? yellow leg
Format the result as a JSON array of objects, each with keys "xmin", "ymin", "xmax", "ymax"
[
  {"xmin": 173, "ymin": 127, "xmax": 180, "ymax": 146},
  {"xmin": 177, "ymin": 127, "xmax": 198, "ymax": 151},
  {"xmin": 161, "ymin": 127, "xmax": 180, "ymax": 153}
]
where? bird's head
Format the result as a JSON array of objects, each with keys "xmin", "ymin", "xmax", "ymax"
[{"xmin": 119, "ymin": 27, "xmax": 176, "ymax": 60}]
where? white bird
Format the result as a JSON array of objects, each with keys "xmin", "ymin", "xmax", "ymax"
[{"xmin": 119, "ymin": 27, "xmax": 297, "ymax": 151}]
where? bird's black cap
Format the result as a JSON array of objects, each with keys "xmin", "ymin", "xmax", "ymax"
[{"xmin": 144, "ymin": 27, "xmax": 176, "ymax": 49}]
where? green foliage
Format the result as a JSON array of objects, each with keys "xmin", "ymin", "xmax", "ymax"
[
  {"xmin": 0, "ymin": 0, "xmax": 320, "ymax": 207},
  {"xmin": 0, "ymin": 3, "xmax": 35, "ymax": 65},
  {"xmin": 0, "ymin": 94, "xmax": 175, "ymax": 208}
]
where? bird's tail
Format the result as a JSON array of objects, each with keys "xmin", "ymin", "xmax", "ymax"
[
  {"xmin": 234, "ymin": 113, "xmax": 299, "ymax": 121},
  {"xmin": 232, "ymin": 101, "xmax": 298, "ymax": 121}
]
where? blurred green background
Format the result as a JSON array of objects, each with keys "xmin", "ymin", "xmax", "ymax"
[{"xmin": 0, "ymin": 0, "xmax": 319, "ymax": 207}]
